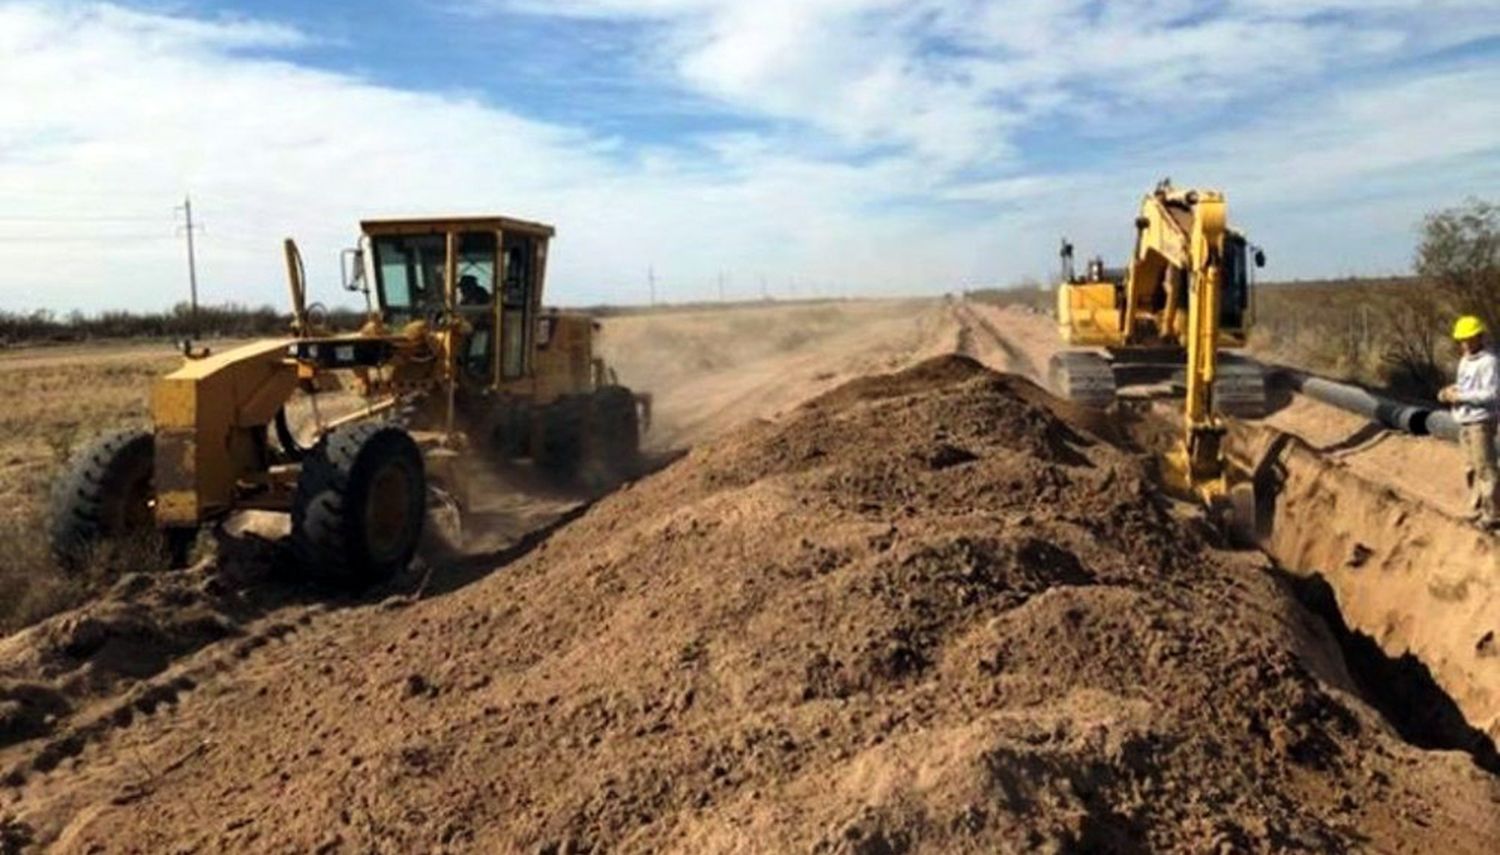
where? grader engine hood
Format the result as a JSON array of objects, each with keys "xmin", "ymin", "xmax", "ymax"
[{"xmin": 532, "ymin": 312, "xmax": 600, "ymax": 402}]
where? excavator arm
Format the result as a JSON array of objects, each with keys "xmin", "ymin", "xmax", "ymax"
[
  {"xmin": 1175, "ymin": 191, "xmax": 1231, "ymax": 500},
  {"xmin": 1052, "ymin": 180, "xmax": 1259, "ymax": 526},
  {"xmin": 1130, "ymin": 183, "xmax": 1233, "ymax": 503}
]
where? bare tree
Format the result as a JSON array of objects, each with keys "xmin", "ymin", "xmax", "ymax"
[
  {"xmin": 1378, "ymin": 284, "xmax": 1447, "ymax": 397},
  {"xmin": 1378, "ymin": 198, "xmax": 1499, "ymax": 397},
  {"xmin": 1417, "ymin": 198, "xmax": 1500, "ymax": 329}
]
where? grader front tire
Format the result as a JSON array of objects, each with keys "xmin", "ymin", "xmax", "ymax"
[
  {"xmin": 49, "ymin": 429, "xmax": 160, "ymax": 571},
  {"xmin": 291, "ymin": 423, "xmax": 426, "ymax": 590}
]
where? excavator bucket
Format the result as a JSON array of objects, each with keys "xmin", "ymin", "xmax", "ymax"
[{"xmin": 1224, "ymin": 481, "xmax": 1259, "ymax": 547}]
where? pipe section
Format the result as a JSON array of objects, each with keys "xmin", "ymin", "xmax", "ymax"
[
  {"xmin": 1424, "ymin": 410, "xmax": 1461, "ymax": 443},
  {"xmin": 1274, "ymin": 368, "xmax": 1452, "ymax": 442}
]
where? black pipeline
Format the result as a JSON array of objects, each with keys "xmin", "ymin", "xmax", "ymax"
[{"xmin": 1273, "ymin": 369, "xmax": 1459, "ymax": 443}]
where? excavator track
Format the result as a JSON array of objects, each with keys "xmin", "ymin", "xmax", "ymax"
[
  {"xmin": 1212, "ymin": 354, "xmax": 1269, "ymax": 418},
  {"xmin": 1047, "ymin": 350, "xmax": 1117, "ymax": 409},
  {"xmin": 1047, "ymin": 349, "xmax": 1269, "ymax": 416}
]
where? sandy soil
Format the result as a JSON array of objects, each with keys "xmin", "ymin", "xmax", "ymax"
[
  {"xmin": 2, "ymin": 301, "xmax": 1497, "ymax": 852},
  {"xmin": 5, "ymin": 355, "xmax": 1497, "ymax": 853}
]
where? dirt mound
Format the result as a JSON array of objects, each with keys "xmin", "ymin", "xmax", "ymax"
[
  {"xmin": 0, "ymin": 537, "xmax": 318, "ymax": 776},
  {"xmin": 4, "ymin": 356, "xmax": 1496, "ymax": 851}
]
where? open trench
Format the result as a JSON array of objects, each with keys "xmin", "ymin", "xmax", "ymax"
[
  {"xmin": 1227, "ymin": 419, "xmax": 1500, "ymax": 769},
  {"xmin": 952, "ymin": 301, "xmax": 1500, "ymax": 775},
  {"xmin": 1116, "ymin": 396, "xmax": 1500, "ymax": 775}
]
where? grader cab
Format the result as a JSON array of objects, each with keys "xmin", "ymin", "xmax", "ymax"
[{"xmin": 50, "ymin": 215, "xmax": 649, "ymax": 588}]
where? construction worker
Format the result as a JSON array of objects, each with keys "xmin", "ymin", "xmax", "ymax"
[{"xmin": 1438, "ymin": 315, "xmax": 1500, "ymax": 529}]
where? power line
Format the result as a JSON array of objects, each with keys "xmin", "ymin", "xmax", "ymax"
[
  {"xmin": 0, "ymin": 234, "xmax": 177, "ymax": 242},
  {"xmin": 0, "ymin": 214, "xmax": 172, "ymax": 223}
]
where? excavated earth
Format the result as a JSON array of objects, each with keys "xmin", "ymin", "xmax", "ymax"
[{"xmin": 3, "ymin": 355, "xmax": 1499, "ymax": 852}]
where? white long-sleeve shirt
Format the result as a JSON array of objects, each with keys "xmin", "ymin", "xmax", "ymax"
[{"xmin": 1454, "ymin": 349, "xmax": 1500, "ymax": 424}]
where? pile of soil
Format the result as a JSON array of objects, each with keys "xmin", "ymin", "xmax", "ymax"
[
  {"xmin": 3, "ymin": 356, "xmax": 1496, "ymax": 851},
  {"xmin": 0, "ymin": 537, "xmax": 278, "ymax": 750}
]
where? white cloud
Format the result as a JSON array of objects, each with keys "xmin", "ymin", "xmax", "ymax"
[
  {"xmin": 0, "ymin": 0, "xmax": 1495, "ymax": 314},
  {"xmin": 493, "ymin": 0, "xmax": 1498, "ymax": 164}
]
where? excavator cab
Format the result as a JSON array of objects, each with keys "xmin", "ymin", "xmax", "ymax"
[{"xmin": 1219, "ymin": 233, "xmax": 1263, "ymax": 332}]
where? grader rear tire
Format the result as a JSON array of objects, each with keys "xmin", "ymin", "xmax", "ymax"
[
  {"xmin": 592, "ymin": 385, "xmax": 641, "ymax": 463},
  {"xmin": 49, "ymin": 429, "xmax": 160, "ymax": 571},
  {"xmin": 583, "ymin": 386, "xmax": 641, "ymax": 487},
  {"xmin": 535, "ymin": 397, "xmax": 586, "ymax": 482},
  {"xmin": 292, "ymin": 422, "xmax": 425, "ymax": 590}
]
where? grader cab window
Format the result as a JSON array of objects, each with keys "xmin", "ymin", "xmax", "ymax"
[
  {"xmin": 372, "ymin": 231, "xmax": 498, "ymax": 324},
  {"xmin": 500, "ymin": 236, "xmax": 537, "ymax": 379},
  {"xmin": 373, "ymin": 234, "xmax": 446, "ymax": 324},
  {"xmin": 455, "ymin": 232, "xmax": 497, "ymax": 308}
]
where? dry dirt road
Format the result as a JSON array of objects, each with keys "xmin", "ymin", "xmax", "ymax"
[{"xmin": 1, "ymin": 299, "xmax": 1496, "ymax": 852}]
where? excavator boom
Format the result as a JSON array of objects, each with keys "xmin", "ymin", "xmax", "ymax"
[{"xmin": 1054, "ymin": 181, "xmax": 1258, "ymax": 515}]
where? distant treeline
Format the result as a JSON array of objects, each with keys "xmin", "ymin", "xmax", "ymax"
[
  {"xmin": 0, "ymin": 302, "xmax": 370, "ymax": 346},
  {"xmin": 0, "ymin": 297, "xmax": 869, "ymax": 346}
]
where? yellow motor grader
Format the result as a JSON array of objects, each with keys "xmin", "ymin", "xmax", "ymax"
[{"xmin": 50, "ymin": 215, "xmax": 650, "ymax": 587}]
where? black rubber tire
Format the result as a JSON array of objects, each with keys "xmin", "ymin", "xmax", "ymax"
[
  {"xmin": 586, "ymin": 385, "xmax": 641, "ymax": 480},
  {"xmin": 600, "ymin": 386, "xmax": 641, "ymax": 459},
  {"xmin": 486, "ymin": 402, "xmax": 531, "ymax": 460},
  {"xmin": 535, "ymin": 396, "xmax": 586, "ymax": 481},
  {"xmin": 291, "ymin": 422, "xmax": 425, "ymax": 589},
  {"xmin": 49, "ymin": 429, "xmax": 158, "ymax": 571}
]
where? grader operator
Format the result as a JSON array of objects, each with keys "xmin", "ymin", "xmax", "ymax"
[{"xmin": 50, "ymin": 215, "xmax": 649, "ymax": 588}]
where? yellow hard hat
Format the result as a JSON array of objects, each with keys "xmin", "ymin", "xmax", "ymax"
[{"xmin": 1453, "ymin": 315, "xmax": 1487, "ymax": 341}]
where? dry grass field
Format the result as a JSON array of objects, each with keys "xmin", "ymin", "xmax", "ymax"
[
  {"xmin": 0, "ymin": 342, "xmax": 184, "ymax": 631},
  {"xmin": 1247, "ymin": 277, "xmax": 1467, "ymax": 400}
]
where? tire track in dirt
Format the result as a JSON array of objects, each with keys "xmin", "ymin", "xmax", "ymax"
[
  {"xmin": 600, "ymin": 300, "xmax": 959, "ymax": 448},
  {"xmin": 951, "ymin": 299, "xmax": 1044, "ymax": 383}
]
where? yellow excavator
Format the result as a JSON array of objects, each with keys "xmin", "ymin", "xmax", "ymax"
[{"xmin": 1053, "ymin": 180, "xmax": 1266, "ymax": 508}]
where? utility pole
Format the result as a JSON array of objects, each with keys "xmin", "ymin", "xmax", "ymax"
[
  {"xmin": 648, "ymin": 265, "xmax": 657, "ymax": 306},
  {"xmin": 175, "ymin": 195, "xmax": 201, "ymax": 335},
  {"xmin": 717, "ymin": 271, "xmax": 725, "ymax": 303}
]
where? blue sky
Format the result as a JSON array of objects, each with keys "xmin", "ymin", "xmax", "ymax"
[{"xmin": 0, "ymin": 0, "xmax": 1497, "ymax": 311}]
